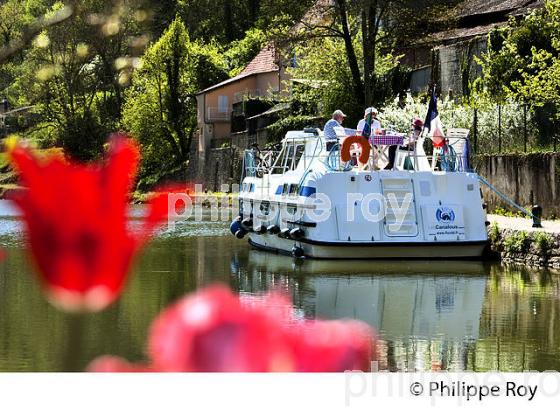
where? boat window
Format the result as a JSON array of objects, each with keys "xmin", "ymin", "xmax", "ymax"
[
  {"xmin": 294, "ymin": 145, "xmax": 305, "ymax": 169},
  {"xmin": 284, "ymin": 144, "xmax": 295, "ymax": 171},
  {"xmin": 271, "ymin": 145, "xmax": 288, "ymax": 174},
  {"xmin": 271, "ymin": 141, "xmax": 302, "ymax": 174},
  {"xmin": 289, "ymin": 184, "xmax": 299, "ymax": 196},
  {"xmin": 282, "ymin": 183, "xmax": 289, "ymax": 196}
]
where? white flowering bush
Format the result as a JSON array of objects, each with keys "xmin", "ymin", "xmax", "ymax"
[{"xmin": 377, "ymin": 94, "xmax": 535, "ymax": 153}]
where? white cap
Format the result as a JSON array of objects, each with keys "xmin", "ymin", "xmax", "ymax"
[
  {"xmin": 333, "ymin": 109, "xmax": 347, "ymax": 117},
  {"xmin": 365, "ymin": 107, "xmax": 378, "ymax": 116}
]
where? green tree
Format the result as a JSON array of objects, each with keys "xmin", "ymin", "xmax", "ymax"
[
  {"xmin": 224, "ymin": 27, "xmax": 267, "ymax": 77},
  {"xmin": 284, "ymin": 0, "xmax": 452, "ymax": 121},
  {"xmin": 122, "ymin": 17, "xmax": 228, "ymax": 187},
  {"xmin": 477, "ymin": 0, "xmax": 560, "ymax": 147},
  {"xmin": 176, "ymin": 0, "xmax": 314, "ymax": 42},
  {"xmin": 4, "ymin": 0, "xmax": 149, "ymax": 159},
  {"xmin": 290, "ymin": 32, "xmax": 402, "ymax": 125}
]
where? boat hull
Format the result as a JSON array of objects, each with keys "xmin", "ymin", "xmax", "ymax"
[{"xmin": 248, "ymin": 234, "xmax": 487, "ymax": 259}]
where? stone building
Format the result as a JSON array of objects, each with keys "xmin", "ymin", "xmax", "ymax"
[{"xmin": 405, "ymin": 0, "xmax": 543, "ymax": 96}]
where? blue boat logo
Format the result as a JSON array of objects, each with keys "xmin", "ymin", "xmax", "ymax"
[{"xmin": 436, "ymin": 207, "xmax": 455, "ymax": 223}]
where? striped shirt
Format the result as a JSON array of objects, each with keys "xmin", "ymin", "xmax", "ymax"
[{"xmin": 323, "ymin": 119, "xmax": 341, "ymax": 141}]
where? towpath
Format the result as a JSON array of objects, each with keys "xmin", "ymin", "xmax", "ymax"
[{"xmin": 487, "ymin": 215, "xmax": 560, "ymax": 234}]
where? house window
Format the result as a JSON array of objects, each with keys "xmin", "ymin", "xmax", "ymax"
[{"xmin": 218, "ymin": 95, "xmax": 228, "ymax": 113}]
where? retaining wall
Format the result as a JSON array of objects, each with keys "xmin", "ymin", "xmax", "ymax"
[{"xmin": 476, "ymin": 153, "xmax": 560, "ymax": 218}]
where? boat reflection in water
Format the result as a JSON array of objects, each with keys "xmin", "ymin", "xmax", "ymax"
[{"xmin": 231, "ymin": 250, "xmax": 490, "ymax": 371}]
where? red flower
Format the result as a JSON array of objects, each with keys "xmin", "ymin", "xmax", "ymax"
[
  {"xmin": 88, "ymin": 285, "xmax": 376, "ymax": 372},
  {"xmin": 8, "ymin": 135, "xmax": 169, "ymax": 312}
]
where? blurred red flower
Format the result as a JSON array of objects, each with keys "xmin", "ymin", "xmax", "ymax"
[
  {"xmin": 8, "ymin": 135, "xmax": 169, "ymax": 312},
  {"xmin": 88, "ymin": 285, "xmax": 376, "ymax": 372}
]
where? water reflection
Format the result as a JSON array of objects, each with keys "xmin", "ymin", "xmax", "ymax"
[
  {"xmin": 229, "ymin": 251, "xmax": 560, "ymax": 371},
  {"xmin": 231, "ymin": 251, "xmax": 489, "ymax": 371},
  {"xmin": 0, "ymin": 208, "xmax": 559, "ymax": 371}
]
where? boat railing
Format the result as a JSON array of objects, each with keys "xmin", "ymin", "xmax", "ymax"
[
  {"xmin": 325, "ymin": 136, "xmax": 472, "ymax": 173},
  {"xmin": 242, "ymin": 149, "xmax": 283, "ymax": 178}
]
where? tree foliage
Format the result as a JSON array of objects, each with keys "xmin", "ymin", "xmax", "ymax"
[
  {"xmin": 284, "ymin": 0, "xmax": 454, "ymax": 126},
  {"xmin": 176, "ymin": 0, "xmax": 314, "ymax": 42},
  {"xmin": 477, "ymin": 0, "xmax": 560, "ymax": 145},
  {"xmin": 3, "ymin": 0, "xmax": 149, "ymax": 160},
  {"xmin": 122, "ymin": 18, "xmax": 227, "ymax": 186}
]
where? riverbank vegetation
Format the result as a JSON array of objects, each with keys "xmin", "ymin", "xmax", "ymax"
[{"xmin": 489, "ymin": 222, "xmax": 559, "ymax": 268}]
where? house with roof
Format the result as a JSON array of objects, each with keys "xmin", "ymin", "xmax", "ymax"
[
  {"xmin": 194, "ymin": 0, "xmax": 336, "ymax": 158},
  {"xmin": 405, "ymin": 0, "xmax": 543, "ymax": 95},
  {"xmin": 195, "ymin": 43, "xmax": 289, "ymax": 155}
]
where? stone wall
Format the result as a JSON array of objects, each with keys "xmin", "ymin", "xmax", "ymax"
[
  {"xmin": 436, "ymin": 37, "xmax": 487, "ymax": 97},
  {"xmin": 476, "ymin": 153, "xmax": 560, "ymax": 218},
  {"xmin": 189, "ymin": 128, "xmax": 279, "ymax": 191},
  {"xmin": 187, "ymin": 136, "xmax": 243, "ymax": 191},
  {"xmin": 488, "ymin": 226, "xmax": 560, "ymax": 270}
]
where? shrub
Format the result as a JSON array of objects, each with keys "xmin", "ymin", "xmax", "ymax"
[
  {"xmin": 377, "ymin": 94, "xmax": 535, "ymax": 154},
  {"xmin": 488, "ymin": 222, "xmax": 501, "ymax": 246},
  {"xmin": 503, "ymin": 230, "xmax": 531, "ymax": 253},
  {"xmin": 533, "ymin": 232, "xmax": 554, "ymax": 256}
]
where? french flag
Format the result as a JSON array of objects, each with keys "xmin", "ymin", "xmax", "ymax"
[{"xmin": 424, "ymin": 90, "xmax": 445, "ymax": 145}]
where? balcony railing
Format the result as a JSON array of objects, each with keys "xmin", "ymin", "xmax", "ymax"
[
  {"xmin": 206, "ymin": 107, "xmax": 232, "ymax": 122},
  {"xmin": 233, "ymin": 89, "xmax": 264, "ymax": 104}
]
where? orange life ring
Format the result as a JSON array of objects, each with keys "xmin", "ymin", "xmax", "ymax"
[{"xmin": 341, "ymin": 136, "xmax": 371, "ymax": 164}]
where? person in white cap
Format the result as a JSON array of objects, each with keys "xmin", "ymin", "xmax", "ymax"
[
  {"xmin": 356, "ymin": 107, "xmax": 381, "ymax": 138},
  {"xmin": 323, "ymin": 109, "xmax": 347, "ymax": 143}
]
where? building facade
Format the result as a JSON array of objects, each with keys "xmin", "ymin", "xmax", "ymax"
[{"xmin": 195, "ymin": 44, "xmax": 290, "ymax": 153}]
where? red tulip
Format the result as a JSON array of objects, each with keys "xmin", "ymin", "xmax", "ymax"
[
  {"xmin": 88, "ymin": 285, "xmax": 376, "ymax": 372},
  {"xmin": 8, "ymin": 135, "xmax": 169, "ymax": 312}
]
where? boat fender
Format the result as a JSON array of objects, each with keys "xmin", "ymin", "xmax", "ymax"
[
  {"xmin": 291, "ymin": 246, "xmax": 304, "ymax": 258},
  {"xmin": 254, "ymin": 225, "xmax": 267, "ymax": 235},
  {"xmin": 290, "ymin": 228, "xmax": 305, "ymax": 240},
  {"xmin": 279, "ymin": 228, "xmax": 291, "ymax": 238},
  {"xmin": 267, "ymin": 225, "xmax": 280, "ymax": 234},
  {"xmin": 230, "ymin": 219, "xmax": 243, "ymax": 236},
  {"xmin": 235, "ymin": 229, "xmax": 246, "ymax": 239},
  {"xmin": 241, "ymin": 218, "xmax": 253, "ymax": 230}
]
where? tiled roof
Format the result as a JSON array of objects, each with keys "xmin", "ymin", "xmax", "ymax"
[
  {"xmin": 456, "ymin": 0, "xmax": 536, "ymax": 18},
  {"xmin": 509, "ymin": 0, "xmax": 543, "ymax": 16},
  {"xmin": 429, "ymin": 22, "xmax": 505, "ymax": 43},
  {"xmin": 197, "ymin": 43, "xmax": 278, "ymax": 95},
  {"xmin": 238, "ymin": 43, "xmax": 278, "ymax": 77}
]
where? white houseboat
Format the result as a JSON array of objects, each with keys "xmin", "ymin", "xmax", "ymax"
[{"xmin": 230, "ymin": 127, "xmax": 489, "ymax": 259}]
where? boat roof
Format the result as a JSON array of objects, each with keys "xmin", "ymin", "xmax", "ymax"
[{"xmin": 283, "ymin": 130, "xmax": 323, "ymax": 142}]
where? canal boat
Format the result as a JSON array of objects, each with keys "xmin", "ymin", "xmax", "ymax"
[{"xmin": 230, "ymin": 127, "xmax": 489, "ymax": 259}]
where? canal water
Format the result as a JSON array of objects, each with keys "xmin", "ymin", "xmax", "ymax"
[{"xmin": 0, "ymin": 202, "xmax": 559, "ymax": 372}]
